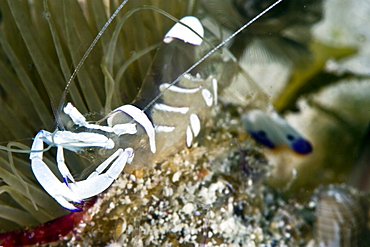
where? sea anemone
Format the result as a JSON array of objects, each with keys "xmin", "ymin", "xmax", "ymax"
[{"xmin": 0, "ymin": 0, "xmax": 192, "ymax": 232}]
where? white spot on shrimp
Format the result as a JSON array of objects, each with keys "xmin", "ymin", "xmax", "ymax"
[
  {"xmin": 163, "ymin": 16, "xmax": 204, "ymax": 46},
  {"xmin": 202, "ymin": 89, "xmax": 213, "ymax": 107}
]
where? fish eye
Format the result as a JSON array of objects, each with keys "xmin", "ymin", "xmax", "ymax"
[{"xmin": 286, "ymin": 134, "xmax": 295, "ymax": 141}]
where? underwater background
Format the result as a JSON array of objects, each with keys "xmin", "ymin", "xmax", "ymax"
[{"xmin": 0, "ymin": 0, "xmax": 369, "ymax": 246}]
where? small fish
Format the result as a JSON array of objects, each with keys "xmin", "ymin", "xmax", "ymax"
[{"xmin": 242, "ymin": 110, "xmax": 312, "ymax": 154}]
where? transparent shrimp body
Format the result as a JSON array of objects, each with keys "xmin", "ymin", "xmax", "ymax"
[
  {"xmin": 135, "ymin": 15, "xmax": 313, "ymax": 157},
  {"xmin": 31, "ymin": 1, "xmax": 311, "ymax": 212},
  {"xmin": 28, "ymin": 16, "xmax": 207, "ymax": 211}
]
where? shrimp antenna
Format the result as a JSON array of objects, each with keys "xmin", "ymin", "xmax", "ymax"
[
  {"xmin": 141, "ymin": 0, "xmax": 283, "ymax": 114},
  {"xmin": 56, "ymin": 0, "xmax": 129, "ymax": 128}
]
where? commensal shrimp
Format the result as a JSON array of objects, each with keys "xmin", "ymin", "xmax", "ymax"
[
  {"xmin": 21, "ymin": 0, "xmax": 312, "ymax": 213},
  {"xmin": 0, "ymin": 0, "xmax": 323, "ymax": 245}
]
